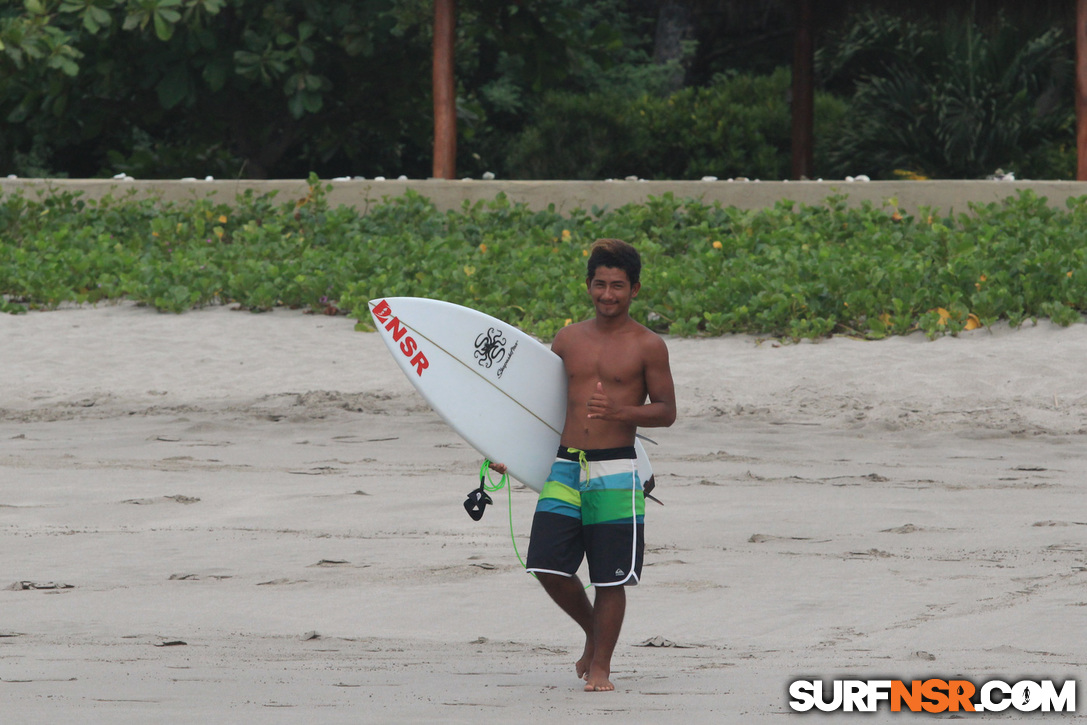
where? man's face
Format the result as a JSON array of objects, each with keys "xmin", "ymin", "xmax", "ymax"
[{"xmin": 588, "ymin": 266, "xmax": 639, "ymax": 319}]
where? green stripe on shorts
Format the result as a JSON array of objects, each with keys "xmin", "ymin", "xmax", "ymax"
[
  {"xmin": 581, "ymin": 489, "xmax": 645, "ymax": 525},
  {"xmin": 540, "ymin": 480, "xmax": 581, "ymax": 508}
]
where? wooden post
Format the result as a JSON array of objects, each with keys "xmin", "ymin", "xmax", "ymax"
[
  {"xmin": 432, "ymin": 0, "xmax": 456, "ymax": 180},
  {"xmin": 790, "ymin": 0, "xmax": 814, "ymax": 180},
  {"xmin": 1077, "ymin": 0, "xmax": 1087, "ymax": 180}
]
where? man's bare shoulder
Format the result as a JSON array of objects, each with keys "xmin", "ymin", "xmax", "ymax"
[
  {"xmin": 552, "ymin": 320, "xmax": 592, "ymax": 341},
  {"xmin": 557, "ymin": 319, "xmax": 666, "ymax": 346},
  {"xmin": 630, "ymin": 320, "xmax": 669, "ymax": 351},
  {"xmin": 562, "ymin": 320, "xmax": 597, "ymax": 334},
  {"xmin": 551, "ymin": 322, "xmax": 585, "ymax": 355}
]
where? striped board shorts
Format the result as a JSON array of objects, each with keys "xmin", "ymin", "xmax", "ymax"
[{"xmin": 525, "ymin": 446, "xmax": 645, "ymax": 587}]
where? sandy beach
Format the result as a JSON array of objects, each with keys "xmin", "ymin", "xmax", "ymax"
[{"xmin": 1, "ymin": 302, "xmax": 1084, "ymax": 722}]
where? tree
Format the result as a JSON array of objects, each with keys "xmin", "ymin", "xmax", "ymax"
[
  {"xmin": 0, "ymin": 0, "xmax": 439, "ymax": 177},
  {"xmin": 3, "ymin": 0, "xmax": 1078, "ymax": 180},
  {"xmin": 819, "ymin": 11, "xmax": 1074, "ymax": 179},
  {"xmin": 0, "ymin": 0, "xmax": 629, "ymax": 179},
  {"xmin": 432, "ymin": 0, "xmax": 455, "ymax": 179}
]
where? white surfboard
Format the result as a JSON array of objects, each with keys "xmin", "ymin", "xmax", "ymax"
[{"xmin": 369, "ymin": 297, "xmax": 652, "ymax": 491}]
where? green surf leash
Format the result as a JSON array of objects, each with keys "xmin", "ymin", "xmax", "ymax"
[
  {"xmin": 465, "ymin": 460, "xmax": 535, "ymax": 578},
  {"xmin": 465, "ymin": 462, "xmax": 594, "ymax": 590}
]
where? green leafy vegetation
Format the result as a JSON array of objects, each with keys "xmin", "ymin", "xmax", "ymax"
[
  {"xmin": 818, "ymin": 11, "xmax": 1074, "ymax": 180},
  {"xmin": 2, "ymin": 3, "xmax": 1077, "ymax": 182},
  {"xmin": 0, "ymin": 0, "xmax": 651, "ymax": 180},
  {"xmin": 2, "ymin": 177, "xmax": 1084, "ymax": 339},
  {"xmin": 505, "ymin": 68, "xmax": 848, "ymax": 181}
]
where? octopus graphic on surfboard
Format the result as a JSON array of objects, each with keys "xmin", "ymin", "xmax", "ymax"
[{"xmin": 369, "ymin": 297, "xmax": 652, "ymax": 491}]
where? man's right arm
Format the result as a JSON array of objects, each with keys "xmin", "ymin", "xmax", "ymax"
[
  {"xmin": 490, "ymin": 328, "xmax": 573, "ymax": 476},
  {"xmin": 550, "ymin": 324, "xmax": 570, "ymax": 359}
]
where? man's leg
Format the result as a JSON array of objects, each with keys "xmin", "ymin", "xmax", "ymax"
[
  {"xmin": 536, "ymin": 572, "xmax": 596, "ymax": 680},
  {"xmin": 585, "ymin": 584, "xmax": 625, "ymax": 692}
]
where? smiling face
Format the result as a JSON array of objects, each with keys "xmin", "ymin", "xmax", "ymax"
[{"xmin": 588, "ymin": 265, "xmax": 640, "ymax": 319}]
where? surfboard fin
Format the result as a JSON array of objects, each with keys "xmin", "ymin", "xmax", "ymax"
[{"xmin": 463, "ymin": 483, "xmax": 494, "ymax": 521}]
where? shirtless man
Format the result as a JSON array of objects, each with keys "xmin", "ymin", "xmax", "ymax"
[{"xmin": 494, "ymin": 238, "xmax": 676, "ymax": 692}]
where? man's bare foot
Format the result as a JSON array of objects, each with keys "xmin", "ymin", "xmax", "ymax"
[
  {"xmin": 584, "ymin": 665, "xmax": 614, "ymax": 692},
  {"xmin": 575, "ymin": 638, "xmax": 594, "ymax": 681}
]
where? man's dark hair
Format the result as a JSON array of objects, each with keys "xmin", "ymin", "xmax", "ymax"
[{"xmin": 587, "ymin": 238, "xmax": 641, "ymax": 285}]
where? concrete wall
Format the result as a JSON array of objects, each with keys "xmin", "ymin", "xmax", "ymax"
[{"xmin": 4, "ymin": 177, "xmax": 1087, "ymax": 216}]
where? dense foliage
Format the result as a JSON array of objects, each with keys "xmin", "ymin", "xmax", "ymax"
[
  {"xmin": 504, "ymin": 68, "xmax": 848, "ymax": 181},
  {"xmin": 1, "ymin": 1, "xmax": 1078, "ymax": 181},
  {"xmin": 817, "ymin": 12, "xmax": 1075, "ymax": 180},
  {"xmin": 2, "ymin": 179, "xmax": 1084, "ymax": 338},
  {"xmin": 0, "ymin": 0, "xmax": 640, "ymax": 179}
]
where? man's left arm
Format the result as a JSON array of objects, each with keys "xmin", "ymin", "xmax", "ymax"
[
  {"xmin": 634, "ymin": 336, "xmax": 673, "ymax": 501},
  {"xmin": 638, "ymin": 334, "xmax": 677, "ymax": 428}
]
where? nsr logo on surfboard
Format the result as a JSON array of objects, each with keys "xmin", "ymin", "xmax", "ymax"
[{"xmin": 371, "ymin": 299, "xmax": 429, "ymax": 376}]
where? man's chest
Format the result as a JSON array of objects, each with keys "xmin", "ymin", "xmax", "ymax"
[{"xmin": 562, "ymin": 338, "xmax": 645, "ymax": 385}]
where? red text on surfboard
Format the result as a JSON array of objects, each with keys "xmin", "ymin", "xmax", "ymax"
[{"xmin": 371, "ymin": 299, "xmax": 430, "ymax": 376}]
